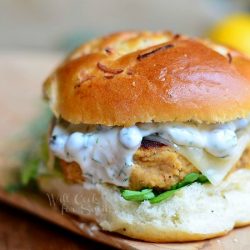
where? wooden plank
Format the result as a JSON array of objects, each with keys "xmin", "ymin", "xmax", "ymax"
[
  {"xmin": 0, "ymin": 51, "xmax": 250, "ymax": 250},
  {"xmin": 0, "ymin": 203, "xmax": 110, "ymax": 250}
]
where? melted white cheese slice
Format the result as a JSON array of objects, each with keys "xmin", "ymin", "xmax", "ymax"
[{"xmin": 177, "ymin": 128, "xmax": 250, "ymax": 185}]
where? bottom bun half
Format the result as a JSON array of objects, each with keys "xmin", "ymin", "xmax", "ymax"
[{"xmin": 38, "ymin": 169, "xmax": 250, "ymax": 242}]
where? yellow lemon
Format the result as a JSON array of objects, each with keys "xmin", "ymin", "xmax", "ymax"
[{"xmin": 209, "ymin": 13, "xmax": 250, "ymax": 55}]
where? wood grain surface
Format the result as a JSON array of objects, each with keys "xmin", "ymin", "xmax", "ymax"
[
  {"xmin": 1, "ymin": 51, "xmax": 250, "ymax": 250},
  {"xmin": 0, "ymin": 202, "xmax": 113, "ymax": 250}
]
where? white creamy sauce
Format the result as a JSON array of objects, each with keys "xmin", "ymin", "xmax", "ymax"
[{"xmin": 50, "ymin": 117, "xmax": 250, "ymax": 187}]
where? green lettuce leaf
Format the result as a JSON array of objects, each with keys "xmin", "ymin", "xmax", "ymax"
[{"xmin": 5, "ymin": 109, "xmax": 52, "ymax": 192}]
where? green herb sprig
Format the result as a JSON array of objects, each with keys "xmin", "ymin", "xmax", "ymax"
[
  {"xmin": 121, "ymin": 189, "xmax": 155, "ymax": 201},
  {"xmin": 121, "ymin": 173, "xmax": 208, "ymax": 204}
]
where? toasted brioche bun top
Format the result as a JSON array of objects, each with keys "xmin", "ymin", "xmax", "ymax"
[{"xmin": 43, "ymin": 31, "xmax": 250, "ymax": 126}]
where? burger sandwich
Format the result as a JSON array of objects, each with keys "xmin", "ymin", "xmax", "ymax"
[{"xmin": 39, "ymin": 31, "xmax": 250, "ymax": 242}]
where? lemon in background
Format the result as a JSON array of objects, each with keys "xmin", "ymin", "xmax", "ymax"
[{"xmin": 209, "ymin": 14, "xmax": 250, "ymax": 56}]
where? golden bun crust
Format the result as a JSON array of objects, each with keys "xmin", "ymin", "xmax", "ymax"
[{"xmin": 44, "ymin": 31, "xmax": 250, "ymax": 126}]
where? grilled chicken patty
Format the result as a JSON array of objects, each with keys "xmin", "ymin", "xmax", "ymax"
[{"xmin": 59, "ymin": 140, "xmax": 250, "ymax": 190}]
